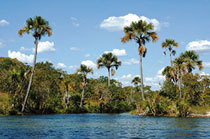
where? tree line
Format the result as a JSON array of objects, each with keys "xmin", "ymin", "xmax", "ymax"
[{"xmin": 0, "ymin": 16, "xmax": 209, "ymax": 117}]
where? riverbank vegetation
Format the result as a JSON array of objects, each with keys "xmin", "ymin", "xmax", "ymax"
[{"xmin": 0, "ymin": 17, "xmax": 209, "ymax": 117}]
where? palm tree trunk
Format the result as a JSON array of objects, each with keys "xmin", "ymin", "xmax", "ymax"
[
  {"xmin": 21, "ymin": 38, "xmax": 38, "ymax": 112},
  {"xmin": 169, "ymin": 51, "xmax": 173, "ymax": 67},
  {"xmin": 178, "ymin": 75, "xmax": 182, "ymax": 99},
  {"xmin": 80, "ymin": 77, "xmax": 86, "ymax": 107},
  {"xmin": 108, "ymin": 68, "xmax": 110, "ymax": 86},
  {"xmin": 139, "ymin": 55, "xmax": 144, "ymax": 100}
]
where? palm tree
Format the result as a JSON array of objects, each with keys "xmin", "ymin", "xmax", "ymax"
[
  {"xmin": 162, "ymin": 66, "xmax": 175, "ymax": 82},
  {"xmin": 180, "ymin": 50, "xmax": 203, "ymax": 73},
  {"xmin": 121, "ymin": 20, "xmax": 158, "ymax": 100},
  {"xmin": 173, "ymin": 57, "xmax": 186, "ymax": 99},
  {"xmin": 161, "ymin": 39, "xmax": 178, "ymax": 66},
  {"xmin": 97, "ymin": 52, "xmax": 121, "ymax": 86},
  {"xmin": 131, "ymin": 76, "xmax": 141, "ymax": 86},
  {"xmin": 77, "ymin": 64, "xmax": 93, "ymax": 107},
  {"xmin": 131, "ymin": 76, "xmax": 141, "ymax": 92},
  {"xmin": 18, "ymin": 16, "xmax": 52, "ymax": 112}
]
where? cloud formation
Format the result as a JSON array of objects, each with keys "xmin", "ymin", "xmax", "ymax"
[
  {"xmin": 20, "ymin": 46, "xmax": 32, "ymax": 52},
  {"xmin": 0, "ymin": 40, "xmax": 4, "ymax": 48},
  {"xmin": 100, "ymin": 13, "xmax": 160, "ymax": 31},
  {"xmin": 145, "ymin": 67, "xmax": 165, "ymax": 88},
  {"xmin": 0, "ymin": 19, "xmax": 9, "ymax": 26},
  {"xmin": 70, "ymin": 17, "xmax": 80, "ymax": 27},
  {"xmin": 37, "ymin": 41, "xmax": 55, "ymax": 53},
  {"xmin": 8, "ymin": 50, "xmax": 34, "ymax": 63},
  {"xmin": 186, "ymin": 40, "xmax": 210, "ymax": 53},
  {"xmin": 203, "ymin": 62, "xmax": 210, "ymax": 68},
  {"xmin": 200, "ymin": 72, "xmax": 210, "ymax": 76},
  {"xmin": 105, "ymin": 49, "xmax": 127, "ymax": 56},
  {"xmin": 81, "ymin": 60, "xmax": 96, "ymax": 68},
  {"xmin": 57, "ymin": 63, "xmax": 67, "ymax": 68}
]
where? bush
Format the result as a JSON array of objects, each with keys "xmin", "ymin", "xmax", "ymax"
[
  {"xmin": 177, "ymin": 99, "xmax": 191, "ymax": 117},
  {"xmin": 137, "ymin": 92, "xmax": 178, "ymax": 116}
]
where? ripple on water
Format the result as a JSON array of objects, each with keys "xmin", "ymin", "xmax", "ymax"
[{"xmin": 0, "ymin": 113, "xmax": 210, "ymax": 138}]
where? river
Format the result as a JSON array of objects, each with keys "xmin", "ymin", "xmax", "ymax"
[{"xmin": 0, "ymin": 113, "xmax": 210, "ymax": 138}]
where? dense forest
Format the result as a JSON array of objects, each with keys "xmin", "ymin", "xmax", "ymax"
[
  {"xmin": 0, "ymin": 16, "xmax": 210, "ymax": 117},
  {"xmin": 0, "ymin": 55, "xmax": 209, "ymax": 117}
]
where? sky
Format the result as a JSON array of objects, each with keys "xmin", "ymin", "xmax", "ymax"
[{"xmin": 0, "ymin": 0, "xmax": 210, "ymax": 90}]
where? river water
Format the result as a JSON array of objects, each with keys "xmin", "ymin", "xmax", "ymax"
[{"xmin": 0, "ymin": 113, "xmax": 210, "ymax": 138}]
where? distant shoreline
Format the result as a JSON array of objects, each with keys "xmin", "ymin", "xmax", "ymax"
[{"xmin": 136, "ymin": 112, "xmax": 210, "ymax": 118}]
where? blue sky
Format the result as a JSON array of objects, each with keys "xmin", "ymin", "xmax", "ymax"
[{"xmin": 0, "ymin": 0, "xmax": 210, "ymax": 89}]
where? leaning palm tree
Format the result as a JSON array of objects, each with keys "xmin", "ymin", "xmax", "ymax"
[
  {"xmin": 161, "ymin": 39, "xmax": 178, "ymax": 66},
  {"xmin": 97, "ymin": 52, "xmax": 121, "ymax": 86},
  {"xmin": 77, "ymin": 64, "xmax": 93, "ymax": 107},
  {"xmin": 121, "ymin": 20, "xmax": 158, "ymax": 100},
  {"xmin": 18, "ymin": 16, "xmax": 52, "ymax": 112},
  {"xmin": 180, "ymin": 50, "xmax": 203, "ymax": 73}
]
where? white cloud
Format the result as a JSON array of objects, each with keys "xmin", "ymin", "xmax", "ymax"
[
  {"xmin": 121, "ymin": 74, "xmax": 132, "ymax": 79},
  {"xmin": 70, "ymin": 17, "xmax": 80, "ymax": 27},
  {"xmin": 186, "ymin": 40, "xmax": 210, "ymax": 53},
  {"xmin": 36, "ymin": 41, "xmax": 55, "ymax": 53},
  {"xmin": 145, "ymin": 67, "xmax": 165, "ymax": 88},
  {"xmin": 200, "ymin": 72, "xmax": 210, "ymax": 76},
  {"xmin": 0, "ymin": 40, "xmax": 4, "ymax": 48},
  {"xmin": 57, "ymin": 63, "xmax": 67, "ymax": 68},
  {"xmin": 105, "ymin": 49, "xmax": 127, "ymax": 56},
  {"xmin": 203, "ymin": 62, "xmax": 210, "ymax": 68},
  {"xmin": 20, "ymin": 46, "xmax": 32, "ymax": 52},
  {"xmin": 8, "ymin": 50, "xmax": 34, "ymax": 63},
  {"xmin": 124, "ymin": 58, "xmax": 139, "ymax": 65},
  {"xmin": 0, "ymin": 19, "xmax": 9, "ymax": 26},
  {"xmin": 70, "ymin": 17, "xmax": 78, "ymax": 21},
  {"xmin": 69, "ymin": 47, "xmax": 80, "ymax": 51},
  {"xmin": 81, "ymin": 60, "xmax": 96, "ymax": 68},
  {"xmin": 85, "ymin": 54, "xmax": 90, "ymax": 57},
  {"xmin": 100, "ymin": 13, "xmax": 160, "ymax": 31},
  {"xmin": 121, "ymin": 81, "xmax": 131, "ymax": 86}
]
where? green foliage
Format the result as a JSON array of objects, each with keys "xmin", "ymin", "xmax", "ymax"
[
  {"xmin": 177, "ymin": 99, "xmax": 191, "ymax": 117},
  {"xmin": 160, "ymin": 80, "xmax": 177, "ymax": 100},
  {"xmin": 138, "ymin": 92, "xmax": 178, "ymax": 116},
  {"xmin": 0, "ymin": 57, "xmax": 209, "ymax": 117}
]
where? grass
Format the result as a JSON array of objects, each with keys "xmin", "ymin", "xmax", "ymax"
[{"xmin": 191, "ymin": 105, "xmax": 210, "ymax": 114}]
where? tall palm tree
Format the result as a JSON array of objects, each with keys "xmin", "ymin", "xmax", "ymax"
[
  {"xmin": 161, "ymin": 39, "xmax": 178, "ymax": 66},
  {"xmin": 121, "ymin": 20, "xmax": 158, "ymax": 100},
  {"xmin": 18, "ymin": 16, "xmax": 52, "ymax": 112},
  {"xmin": 173, "ymin": 57, "xmax": 186, "ymax": 99},
  {"xmin": 77, "ymin": 64, "xmax": 93, "ymax": 107},
  {"xmin": 97, "ymin": 52, "xmax": 121, "ymax": 86},
  {"xmin": 180, "ymin": 50, "xmax": 203, "ymax": 73}
]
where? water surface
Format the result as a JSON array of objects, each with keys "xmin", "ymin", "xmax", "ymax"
[{"xmin": 0, "ymin": 113, "xmax": 210, "ymax": 138}]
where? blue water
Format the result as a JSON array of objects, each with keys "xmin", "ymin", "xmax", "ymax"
[{"xmin": 0, "ymin": 113, "xmax": 210, "ymax": 139}]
